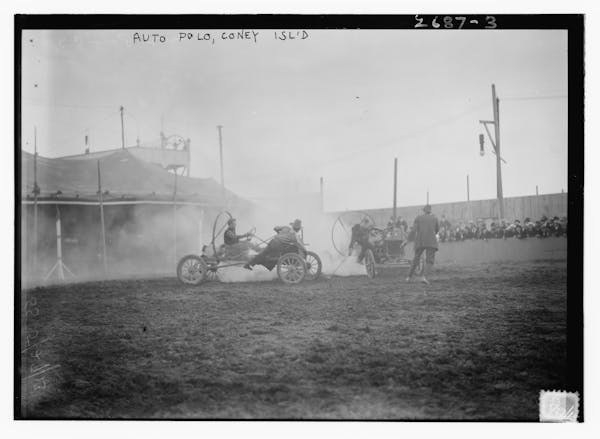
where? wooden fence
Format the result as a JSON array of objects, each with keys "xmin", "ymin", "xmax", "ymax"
[{"xmin": 335, "ymin": 192, "xmax": 568, "ymax": 225}]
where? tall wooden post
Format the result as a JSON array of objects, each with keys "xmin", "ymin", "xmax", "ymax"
[
  {"xmin": 467, "ymin": 174, "xmax": 471, "ymax": 221},
  {"xmin": 97, "ymin": 161, "xmax": 108, "ymax": 275},
  {"xmin": 467, "ymin": 174, "xmax": 470, "ymax": 202},
  {"xmin": 492, "ymin": 84, "xmax": 504, "ymax": 220},
  {"xmin": 43, "ymin": 205, "xmax": 75, "ymax": 282},
  {"xmin": 393, "ymin": 158, "xmax": 398, "ymax": 219},
  {"xmin": 120, "ymin": 105, "xmax": 125, "ymax": 149},
  {"xmin": 479, "ymin": 85, "xmax": 506, "ymax": 222},
  {"xmin": 217, "ymin": 125, "xmax": 225, "ymax": 200},
  {"xmin": 173, "ymin": 171, "xmax": 178, "ymax": 265},
  {"xmin": 32, "ymin": 127, "xmax": 39, "ymax": 277},
  {"xmin": 535, "ymin": 185, "xmax": 540, "ymax": 223}
]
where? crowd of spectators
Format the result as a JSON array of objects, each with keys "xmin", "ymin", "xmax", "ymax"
[{"xmin": 436, "ymin": 215, "xmax": 568, "ymax": 242}]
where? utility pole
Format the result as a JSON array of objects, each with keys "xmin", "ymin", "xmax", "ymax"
[
  {"xmin": 44, "ymin": 206, "xmax": 75, "ymax": 282},
  {"xmin": 478, "ymin": 84, "xmax": 506, "ymax": 221},
  {"xmin": 393, "ymin": 158, "xmax": 398, "ymax": 219},
  {"xmin": 173, "ymin": 171, "xmax": 178, "ymax": 265},
  {"xmin": 535, "ymin": 185, "xmax": 540, "ymax": 223},
  {"xmin": 33, "ymin": 127, "xmax": 37, "ymax": 186},
  {"xmin": 467, "ymin": 174, "xmax": 471, "ymax": 221},
  {"xmin": 217, "ymin": 125, "xmax": 225, "ymax": 199},
  {"xmin": 120, "ymin": 105, "xmax": 125, "ymax": 149},
  {"xmin": 492, "ymin": 85, "xmax": 504, "ymax": 220},
  {"xmin": 32, "ymin": 126, "xmax": 39, "ymax": 277},
  {"xmin": 467, "ymin": 174, "xmax": 470, "ymax": 202},
  {"xmin": 185, "ymin": 138, "xmax": 191, "ymax": 177},
  {"xmin": 97, "ymin": 161, "xmax": 108, "ymax": 276}
]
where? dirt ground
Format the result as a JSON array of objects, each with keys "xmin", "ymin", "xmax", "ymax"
[{"xmin": 19, "ymin": 260, "xmax": 568, "ymax": 420}]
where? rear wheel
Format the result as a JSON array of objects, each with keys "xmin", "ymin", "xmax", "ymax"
[
  {"xmin": 304, "ymin": 251, "xmax": 322, "ymax": 281},
  {"xmin": 277, "ymin": 253, "xmax": 307, "ymax": 284},
  {"xmin": 364, "ymin": 248, "xmax": 376, "ymax": 279},
  {"xmin": 177, "ymin": 255, "xmax": 208, "ymax": 285}
]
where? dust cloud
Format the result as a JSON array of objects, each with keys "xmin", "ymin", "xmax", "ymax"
[{"xmin": 21, "ymin": 191, "xmax": 370, "ymax": 287}]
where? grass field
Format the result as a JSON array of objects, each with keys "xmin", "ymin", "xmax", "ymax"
[{"xmin": 20, "ymin": 260, "xmax": 567, "ymax": 420}]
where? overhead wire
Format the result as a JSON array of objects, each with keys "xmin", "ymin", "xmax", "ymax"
[
  {"xmin": 501, "ymin": 94, "xmax": 567, "ymax": 102},
  {"xmin": 315, "ymin": 100, "xmax": 489, "ymax": 169},
  {"xmin": 314, "ymin": 93, "xmax": 566, "ymax": 170}
]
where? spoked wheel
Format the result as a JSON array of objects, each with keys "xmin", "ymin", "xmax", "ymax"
[
  {"xmin": 331, "ymin": 211, "xmax": 376, "ymax": 257},
  {"xmin": 277, "ymin": 253, "xmax": 307, "ymax": 284},
  {"xmin": 177, "ymin": 254, "xmax": 208, "ymax": 285},
  {"xmin": 304, "ymin": 251, "xmax": 322, "ymax": 281},
  {"xmin": 364, "ymin": 248, "xmax": 377, "ymax": 279}
]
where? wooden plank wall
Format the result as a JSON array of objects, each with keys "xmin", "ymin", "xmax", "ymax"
[{"xmin": 335, "ymin": 192, "xmax": 568, "ymax": 226}]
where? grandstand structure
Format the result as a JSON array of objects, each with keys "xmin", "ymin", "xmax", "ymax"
[
  {"xmin": 20, "ymin": 143, "xmax": 253, "ymax": 282},
  {"xmin": 60, "ymin": 132, "xmax": 192, "ymax": 176}
]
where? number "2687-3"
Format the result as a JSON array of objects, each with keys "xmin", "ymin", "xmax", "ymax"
[{"xmin": 414, "ymin": 15, "xmax": 497, "ymax": 29}]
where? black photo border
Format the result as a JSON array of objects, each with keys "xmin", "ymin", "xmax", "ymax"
[{"xmin": 14, "ymin": 14, "xmax": 584, "ymax": 421}]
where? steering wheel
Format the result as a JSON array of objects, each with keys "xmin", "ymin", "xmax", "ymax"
[
  {"xmin": 331, "ymin": 211, "xmax": 376, "ymax": 257},
  {"xmin": 245, "ymin": 227, "xmax": 257, "ymax": 240}
]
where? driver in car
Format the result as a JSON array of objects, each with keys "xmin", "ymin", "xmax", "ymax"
[{"xmin": 223, "ymin": 218, "xmax": 256, "ymax": 259}]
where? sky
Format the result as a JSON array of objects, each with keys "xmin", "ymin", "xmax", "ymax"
[{"xmin": 21, "ymin": 28, "xmax": 568, "ymax": 211}]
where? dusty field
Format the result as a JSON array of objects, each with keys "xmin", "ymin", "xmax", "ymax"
[{"xmin": 19, "ymin": 260, "xmax": 567, "ymax": 420}]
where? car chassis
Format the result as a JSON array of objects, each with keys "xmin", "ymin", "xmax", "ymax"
[{"xmin": 177, "ymin": 211, "xmax": 322, "ymax": 285}]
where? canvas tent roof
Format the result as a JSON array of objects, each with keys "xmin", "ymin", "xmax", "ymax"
[{"xmin": 21, "ymin": 149, "xmax": 248, "ymax": 207}]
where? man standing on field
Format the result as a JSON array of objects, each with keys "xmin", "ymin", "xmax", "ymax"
[{"xmin": 406, "ymin": 204, "xmax": 439, "ymax": 284}]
